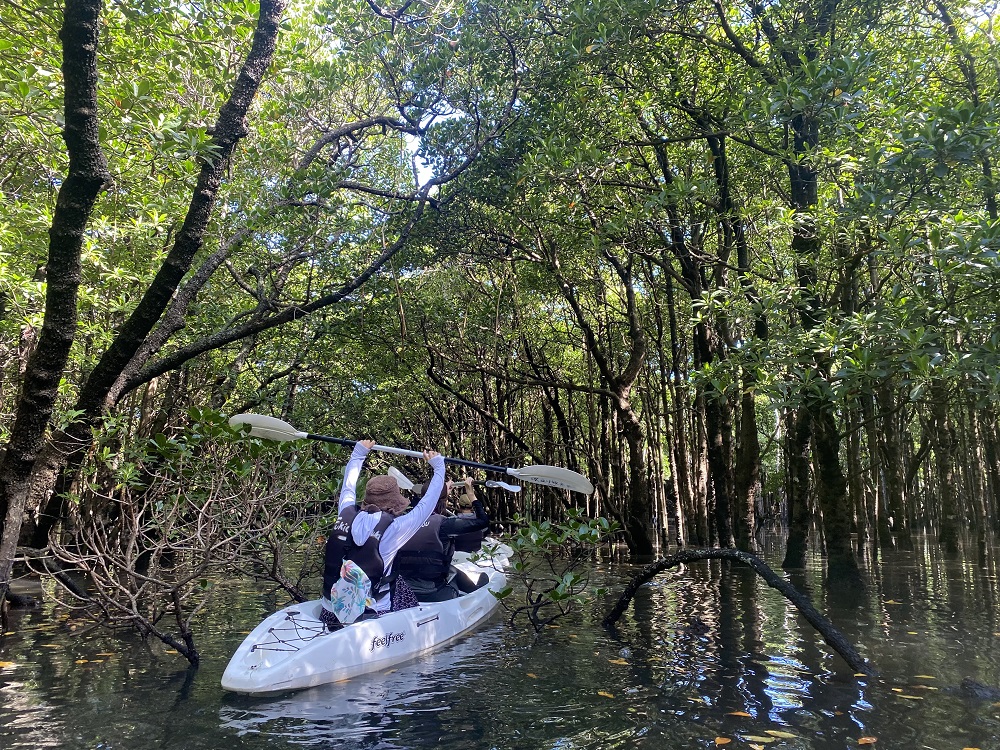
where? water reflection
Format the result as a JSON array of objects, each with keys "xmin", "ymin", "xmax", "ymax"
[{"xmin": 2, "ymin": 534, "xmax": 1000, "ymax": 749}]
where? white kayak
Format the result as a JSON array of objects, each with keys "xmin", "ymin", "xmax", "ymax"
[{"xmin": 221, "ymin": 543, "xmax": 511, "ymax": 696}]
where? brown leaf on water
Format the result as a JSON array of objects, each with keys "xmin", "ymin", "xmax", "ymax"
[
  {"xmin": 608, "ymin": 658, "xmax": 628, "ymax": 665},
  {"xmin": 0, "ymin": 661, "xmax": 15, "ymax": 669},
  {"xmin": 598, "ymin": 691, "xmax": 615, "ymax": 699},
  {"xmin": 75, "ymin": 659, "xmax": 88, "ymax": 664},
  {"xmin": 713, "ymin": 737, "xmax": 731, "ymax": 745},
  {"xmin": 858, "ymin": 737, "xmax": 877, "ymax": 745},
  {"xmin": 726, "ymin": 711, "xmax": 752, "ymax": 717},
  {"xmin": 961, "ymin": 747, "xmax": 982, "ymax": 750},
  {"xmin": 526, "ymin": 673, "xmax": 538, "ymax": 678},
  {"xmin": 766, "ymin": 730, "xmax": 798, "ymax": 739},
  {"xmin": 749, "ymin": 745, "xmax": 765, "ymax": 750}
]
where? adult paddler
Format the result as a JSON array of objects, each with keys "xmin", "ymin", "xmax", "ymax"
[{"xmin": 320, "ymin": 440, "xmax": 445, "ymax": 629}]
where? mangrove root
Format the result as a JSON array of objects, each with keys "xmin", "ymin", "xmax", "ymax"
[{"xmin": 602, "ymin": 547, "xmax": 875, "ymax": 677}]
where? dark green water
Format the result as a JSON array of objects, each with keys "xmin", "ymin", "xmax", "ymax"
[{"xmin": 2, "ymin": 534, "xmax": 1000, "ymax": 749}]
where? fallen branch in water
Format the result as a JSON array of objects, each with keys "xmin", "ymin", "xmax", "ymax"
[{"xmin": 602, "ymin": 547, "xmax": 875, "ymax": 677}]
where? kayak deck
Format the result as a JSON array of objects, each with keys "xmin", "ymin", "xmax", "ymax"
[{"xmin": 222, "ymin": 555, "xmax": 507, "ymax": 695}]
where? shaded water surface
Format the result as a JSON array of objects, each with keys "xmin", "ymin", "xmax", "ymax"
[{"xmin": 2, "ymin": 534, "xmax": 1000, "ymax": 749}]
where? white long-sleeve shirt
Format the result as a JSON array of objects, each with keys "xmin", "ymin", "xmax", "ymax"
[{"xmin": 337, "ymin": 443, "xmax": 446, "ymax": 612}]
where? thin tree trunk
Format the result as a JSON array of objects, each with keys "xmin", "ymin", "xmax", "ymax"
[
  {"xmin": 0, "ymin": 0, "xmax": 110, "ymax": 602},
  {"xmin": 782, "ymin": 406, "xmax": 812, "ymax": 569}
]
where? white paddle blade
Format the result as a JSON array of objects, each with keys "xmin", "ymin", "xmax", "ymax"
[
  {"xmin": 387, "ymin": 466, "xmax": 415, "ymax": 491},
  {"xmin": 229, "ymin": 413, "xmax": 306, "ymax": 442},
  {"xmin": 509, "ymin": 465, "xmax": 595, "ymax": 495},
  {"xmin": 484, "ymin": 480, "xmax": 521, "ymax": 493}
]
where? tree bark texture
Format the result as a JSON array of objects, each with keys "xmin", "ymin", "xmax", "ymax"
[{"xmin": 0, "ymin": 0, "xmax": 110, "ymax": 600}]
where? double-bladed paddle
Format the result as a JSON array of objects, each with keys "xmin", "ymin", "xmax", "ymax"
[
  {"xmin": 229, "ymin": 413, "xmax": 595, "ymax": 495},
  {"xmin": 387, "ymin": 466, "xmax": 521, "ymax": 495}
]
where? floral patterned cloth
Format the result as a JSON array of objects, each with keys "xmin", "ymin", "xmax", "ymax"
[{"xmin": 329, "ymin": 560, "xmax": 375, "ymax": 625}]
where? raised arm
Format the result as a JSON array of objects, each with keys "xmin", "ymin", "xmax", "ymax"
[{"xmin": 337, "ymin": 440, "xmax": 375, "ymax": 514}]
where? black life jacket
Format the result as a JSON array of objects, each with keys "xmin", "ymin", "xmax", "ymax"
[
  {"xmin": 394, "ymin": 515, "xmax": 452, "ymax": 585},
  {"xmin": 452, "ymin": 513, "xmax": 488, "ymax": 553},
  {"xmin": 322, "ymin": 507, "xmax": 394, "ymax": 599}
]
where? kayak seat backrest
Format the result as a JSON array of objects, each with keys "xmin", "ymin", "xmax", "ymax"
[{"xmin": 453, "ymin": 568, "xmax": 489, "ymax": 594}]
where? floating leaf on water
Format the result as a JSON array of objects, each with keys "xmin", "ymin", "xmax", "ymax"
[
  {"xmin": 164, "ymin": 650, "xmax": 179, "ymax": 655},
  {"xmin": 0, "ymin": 661, "xmax": 15, "ymax": 668},
  {"xmin": 526, "ymin": 673, "xmax": 538, "ymax": 679},
  {"xmin": 568, "ymin": 634, "xmax": 578, "ymax": 639},
  {"xmin": 714, "ymin": 737, "xmax": 731, "ymax": 745},
  {"xmin": 914, "ymin": 675, "xmax": 936, "ymax": 679},
  {"xmin": 834, "ymin": 711, "xmax": 845, "ymax": 716},
  {"xmin": 858, "ymin": 738, "xmax": 878, "ymax": 745},
  {"xmin": 895, "ymin": 694, "xmax": 923, "ymax": 700},
  {"xmin": 749, "ymin": 745, "xmax": 765, "ymax": 750},
  {"xmin": 39, "ymin": 644, "xmax": 61, "ymax": 649},
  {"xmin": 75, "ymin": 659, "xmax": 88, "ymax": 664},
  {"xmin": 854, "ymin": 673, "xmax": 868, "ymax": 677},
  {"xmin": 608, "ymin": 658, "xmax": 628, "ymax": 665},
  {"xmin": 884, "ymin": 600, "xmax": 901, "ymax": 605},
  {"xmin": 2, "ymin": 632, "xmax": 14, "ymax": 636},
  {"xmin": 891, "ymin": 688, "xmax": 902, "ymax": 693},
  {"xmin": 91, "ymin": 659, "xmax": 104, "ymax": 663},
  {"xmin": 743, "ymin": 736, "xmax": 776, "ymax": 744},
  {"xmin": 907, "ymin": 631, "xmax": 918, "ymax": 635},
  {"xmin": 598, "ymin": 691, "xmax": 615, "ymax": 699},
  {"xmin": 766, "ymin": 730, "xmax": 798, "ymax": 739},
  {"xmin": 726, "ymin": 711, "xmax": 752, "ymax": 717},
  {"xmin": 961, "ymin": 747, "xmax": 982, "ymax": 749}
]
